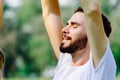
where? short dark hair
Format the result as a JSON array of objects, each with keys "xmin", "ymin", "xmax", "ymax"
[{"xmin": 74, "ymin": 7, "xmax": 112, "ymax": 37}]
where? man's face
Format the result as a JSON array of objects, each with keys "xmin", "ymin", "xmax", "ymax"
[{"xmin": 60, "ymin": 12, "xmax": 88, "ymax": 53}]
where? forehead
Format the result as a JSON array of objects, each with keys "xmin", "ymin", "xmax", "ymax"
[{"xmin": 68, "ymin": 12, "xmax": 85, "ymax": 24}]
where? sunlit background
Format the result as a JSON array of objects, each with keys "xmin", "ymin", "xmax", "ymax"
[{"xmin": 0, "ymin": 0, "xmax": 120, "ymax": 80}]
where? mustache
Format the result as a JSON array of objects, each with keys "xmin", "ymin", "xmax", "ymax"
[
  {"xmin": 63, "ymin": 35, "xmax": 72, "ymax": 40},
  {"xmin": 60, "ymin": 34, "xmax": 88, "ymax": 53}
]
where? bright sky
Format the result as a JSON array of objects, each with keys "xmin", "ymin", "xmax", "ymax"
[
  {"xmin": 59, "ymin": 0, "xmax": 70, "ymax": 6},
  {"xmin": 5, "ymin": 0, "xmax": 117, "ymax": 8},
  {"xmin": 59, "ymin": 0, "xmax": 79, "ymax": 7},
  {"xmin": 5, "ymin": 0, "xmax": 22, "ymax": 8},
  {"xmin": 6, "ymin": 0, "xmax": 77, "ymax": 8},
  {"xmin": 110, "ymin": 0, "xmax": 117, "ymax": 5}
]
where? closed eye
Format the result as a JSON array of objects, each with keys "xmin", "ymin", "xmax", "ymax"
[
  {"xmin": 66, "ymin": 22, "xmax": 80, "ymax": 28},
  {"xmin": 71, "ymin": 22, "xmax": 80, "ymax": 28}
]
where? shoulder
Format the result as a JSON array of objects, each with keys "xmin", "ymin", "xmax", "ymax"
[{"xmin": 91, "ymin": 38, "xmax": 116, "ymax": 70}]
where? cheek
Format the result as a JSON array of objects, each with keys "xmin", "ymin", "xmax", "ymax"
[
  {"xmin": 78, "ymin": 27, "xmax": 87, "ymax": 37},
  {"xmin": 72, "ymin": 29, "xmax": 87, "ymax": 40},
  {"xmin": 81, "ymin": 30, "xmax": 87, "ymax": 38}
]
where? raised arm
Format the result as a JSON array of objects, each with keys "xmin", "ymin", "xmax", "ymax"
[
  {"xmin": 41, "ymin": 0, "xmax": 63, "ymax": 59},
  {"xmin": 80, "ymin": 0, "xmax": 107, "ymax": 67},
  {"xmin": 0, "ymin": 0, "xmax": 4, "ymax": 30}
]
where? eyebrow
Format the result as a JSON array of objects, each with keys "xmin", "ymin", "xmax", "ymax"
[{"xmin": 66, "ymin": 21, "xmax": 80, "ymax": 25}]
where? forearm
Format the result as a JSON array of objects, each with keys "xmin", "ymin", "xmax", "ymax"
[
  {"xmin": 41, "ymin": 0, "xmax": 60, "ymax": 18},
  {"xmin": 0, "ymin": 0, "xmax": 4, "ymax": 30},
  {"xmin": 80, "ymin": 0, "xmax": 100, "ymax": 14},
  {"xmin": 41, "ymin": 0, "xmax": 63, "ymax": 59},
  {"xmin": 80, "ymin": 0, "xmax": 107, "ymax": 67},
  {"xmin": 80, "ymin": 0, "xmax": 106, "ymax": 45}
]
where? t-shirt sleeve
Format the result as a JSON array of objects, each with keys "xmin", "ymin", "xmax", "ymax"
[{"xmin": 91, "ymin": 39, "xmax": 116, "ymax": 80}]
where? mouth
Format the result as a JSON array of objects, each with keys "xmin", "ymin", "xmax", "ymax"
[{"xmin": 63, "ymin": 35, "xmax": 71, "ymax": 40}]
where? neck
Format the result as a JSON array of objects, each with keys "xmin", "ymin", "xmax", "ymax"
[{"xmin": 71, "ymin": 42, "xmax": 90, "ymax": 66}]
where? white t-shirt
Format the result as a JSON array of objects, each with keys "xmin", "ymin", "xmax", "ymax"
[{"xmin": 53, "ymin": 40, "xmax": 116, "ymax": 80}]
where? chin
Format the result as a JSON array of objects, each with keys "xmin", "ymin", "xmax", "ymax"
[
  {"xmin": 61, "ymin": 41, "xmax": 71, "ymax": 48},
  {"xmin": 60, "ymin": 42, "xmax": 74, "ymax": 53}
]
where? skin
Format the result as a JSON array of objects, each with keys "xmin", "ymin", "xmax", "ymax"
[
  {"xmin": 61, "ymin": 12, "xmax": 90, "ymax": 66},
  {"xmin": 41, "ymin": 0, "xmax": 63, "ymax": 59},
  {"xmin": 61, "ymin": 12, "xmax": 87, "ymax": 50},
  {"xmin": 41, "ymin": 0, "xmax": 107, "ymax": 68},
  {"xmin": 0, "ymin": 0, "xmax": 4, "ymax": 30},
  {"xmin": 80, "ymin": 0, "xmax": 107, "ymax": 67}
]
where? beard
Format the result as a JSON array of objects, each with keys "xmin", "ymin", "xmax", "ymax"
[{"xmin": 60, "ymin": 36, "xmax": 88, "ymax": 54}]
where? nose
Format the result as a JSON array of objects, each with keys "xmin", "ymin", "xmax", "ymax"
[{"xmin": 62, "ymin": 26, "xmax": 69, "ymax": 34}]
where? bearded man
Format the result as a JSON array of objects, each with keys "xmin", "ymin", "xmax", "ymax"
[{"xmin": 41, "ymin": 0, "xmax": 116, "ymax": 80}]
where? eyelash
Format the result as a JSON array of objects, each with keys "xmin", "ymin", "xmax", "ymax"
[
  {"xmin": 72, "ymin": 24, "xmax": 78, "ymax": 28},
  {"xmin": 66, "ymin": 23, "xmax": 79, "ymax": 28}
]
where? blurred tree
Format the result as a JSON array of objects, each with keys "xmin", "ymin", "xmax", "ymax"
[{"xmin": 1, "ymin": 0, "xmax": 56, "ymax": 78}]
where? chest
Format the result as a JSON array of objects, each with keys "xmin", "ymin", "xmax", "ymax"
[{"xmin": 53, "ymin": 66, "xmax": 91, "ymax": 80}]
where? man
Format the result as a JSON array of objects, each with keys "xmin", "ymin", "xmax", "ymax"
[{"xmin": 41, "ymin": 0, "xmax": 116, "ymax": 80}]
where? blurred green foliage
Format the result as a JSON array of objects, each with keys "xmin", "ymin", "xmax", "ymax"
[
  {"xmin": 1, "ymin": 0, "xmax": 56, "ymax": 78},
  {"xmin": 4, "ymin": 77, "xmax": 52, "ymax": 80},
  {"xmin": 0, "ymin": 0, "xmax": 119, "ymax": 78}
]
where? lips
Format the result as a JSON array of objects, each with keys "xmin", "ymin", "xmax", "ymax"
[{"xmin": 63, "ymin": 35, "xmax": 71, "ymax": 40}]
